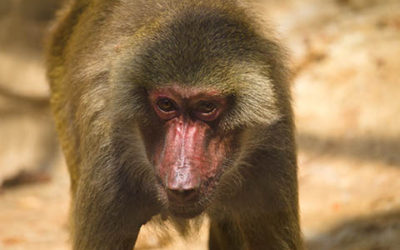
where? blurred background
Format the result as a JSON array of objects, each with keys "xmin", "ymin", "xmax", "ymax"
[{"xmin": 0, "ymin": 0, "xmax": 399, "ymax": 249}]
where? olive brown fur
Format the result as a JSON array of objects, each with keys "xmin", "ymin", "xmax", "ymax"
[{"xmin": 46, "ymin": 0, "xmax": 303, "ymax": 249}]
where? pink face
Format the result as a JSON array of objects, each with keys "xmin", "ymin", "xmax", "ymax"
[{"xmin": 147, "ymin": 85, "xmax": 232, "ymax": 214}]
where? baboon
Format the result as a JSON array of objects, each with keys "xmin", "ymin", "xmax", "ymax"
[{"xmin": 46, "ymin": 0, "xmax": 302, "ymax": 249}]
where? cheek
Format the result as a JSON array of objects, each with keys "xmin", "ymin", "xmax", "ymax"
[
  {"xmin": 139, "ymin": 123, "xmax": 165, "ymax": 165},
  {"xmin": 200, "ymin": 135, "xmax": 232, "ymax": 179}
]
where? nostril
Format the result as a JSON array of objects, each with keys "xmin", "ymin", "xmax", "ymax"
[{"xmin": 167, "ymin": 188, "xmax": 198, "ymax": 203}]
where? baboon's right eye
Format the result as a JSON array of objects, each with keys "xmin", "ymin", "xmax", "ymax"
[{"xmin": 156, "ymin": 98, "xmax": 176, "ymax": 112}]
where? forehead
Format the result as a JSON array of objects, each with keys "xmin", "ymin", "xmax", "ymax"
[{"xmin": 130, "ymin": 6, "xmax": 262, "ymax": 87}]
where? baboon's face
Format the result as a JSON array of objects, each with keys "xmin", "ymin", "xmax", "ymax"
[{"xmin": 141, "ymin": 84, "xmax": 236, "ymax": 218}]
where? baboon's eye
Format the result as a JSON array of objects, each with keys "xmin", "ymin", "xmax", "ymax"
[
  {"xmin": 194, "ymin": 101, "xmax": 220, "ymax": 121},
  {"xmin": 196, "ymin": 101, "xmax": 216, "ymax": 114},
  {"xmin": 157, "ymin": 98, "xmax": 176, "ymax": 112}
]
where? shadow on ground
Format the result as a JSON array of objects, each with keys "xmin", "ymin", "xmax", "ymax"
[
  {"xmin": 307, "ymin": 208, "xmax": 400, "ymax": 250},
  {"xmin": 298, "ymin": 132, "xmax": 400, "ymax": 167}
]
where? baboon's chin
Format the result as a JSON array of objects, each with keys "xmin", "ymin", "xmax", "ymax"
[{"xmin": 168, "ymin": 203, "xmax": 206, "ymax": 219}]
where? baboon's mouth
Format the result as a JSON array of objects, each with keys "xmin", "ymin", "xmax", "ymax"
[{"xmin": 155, "ymin": 171, "xmax": 218, "ymax": 218}]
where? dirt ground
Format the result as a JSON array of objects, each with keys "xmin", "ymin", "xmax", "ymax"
[{"xmin": 0, "ymin": 0, "xmax": 400, "ymax": 249}]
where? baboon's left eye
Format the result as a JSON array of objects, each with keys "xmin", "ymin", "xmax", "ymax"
[{"xmin": 196, "ymin": 101, "xmax": 216, "ymax": 114}]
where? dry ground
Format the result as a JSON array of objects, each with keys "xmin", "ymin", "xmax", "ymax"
[{"xmin": 0, "ymin": 0, "xmax": 399, "ymax": 249}]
